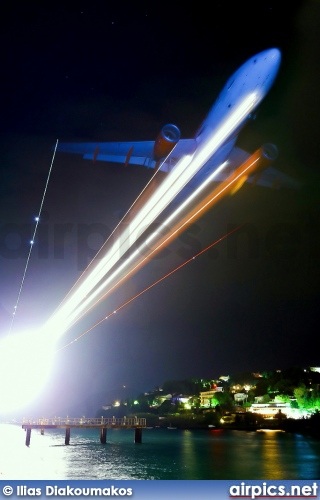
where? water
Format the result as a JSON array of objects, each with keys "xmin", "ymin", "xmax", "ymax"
[{"xmin": 1, "ymin": 424, "xmax": 320, "ymax": 480}]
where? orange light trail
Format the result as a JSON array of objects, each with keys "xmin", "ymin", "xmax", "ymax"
[
  {"xmin": 43, "ymin": 93, "xmax": 260, "ymax": 338},
  {"xmin": 46, "ymin": 145, "xmax": 177, "ymax": 320},
  {"xmin": 142, "ymin": 145, "xmax": 272, "ymax": 260},
  {"xmin": 55, "ymin": 224, "xmax": 242, "ymax": 352},
  {"xmin": 55, "ymin": 145, "xmax": 273, "ymax": 333}
]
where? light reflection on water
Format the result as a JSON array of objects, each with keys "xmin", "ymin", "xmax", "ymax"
[{"xmin": 1, "ymin": 424, "xmax": 319, "ymax": 480}]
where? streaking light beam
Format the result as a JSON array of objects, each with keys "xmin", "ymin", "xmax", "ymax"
[
  {"xmin": 56, "ymin": 224, "xmax": 243, "ymax": 352},
  {"xmin": 41, "ymin": 93, "xmax": 259, "ymax": 340},
  {"xmin": 52, "ymin": 143, "xmax": 273, "ymax": 338},
  {"xmin": 7, "ymin": 139, "xmax": 59, "ymax": 337}
]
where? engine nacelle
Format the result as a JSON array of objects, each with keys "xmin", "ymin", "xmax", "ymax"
[
  {"xmin": 261, "ymin": 143, "xmax": 278, "ymax": 161},
  {"xmin": 153, "ymin": 124, "xmax": 181, "ymax": 161}
]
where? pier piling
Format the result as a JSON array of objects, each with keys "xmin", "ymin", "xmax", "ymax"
[
  {"xmin": 25, "ymin": 428, "xmax": 31, "ymax": 446},
  {"xmin": 100, "ymin": 428, "xmax": 107, "ymax": 444},
  {"xmin": 65, "ymin": 427, "xmax": 70, "ymax": 445},
  {"xmin": 134, "ymin": 427, "xmax": 142, "ymax": 444},
  {"xmin": 21, "ymin": 417, "xmax": 146, "ymax": 446}
]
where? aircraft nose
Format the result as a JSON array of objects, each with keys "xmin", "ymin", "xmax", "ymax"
[
  {"xmin": 257, "ymin": 47, "xmax": 281, "ymax": 90},
  {"xmin": 267, "ymin": 48, "xmax": 281, "ymax": 70}
]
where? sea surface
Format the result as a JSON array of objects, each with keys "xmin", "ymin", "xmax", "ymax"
[{"xmin": 1, "ymin": 423, "xmax": 320, "ymax": 480}]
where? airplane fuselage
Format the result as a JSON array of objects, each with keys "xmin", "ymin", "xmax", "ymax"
[
  {"xmin": 196, "ymin": 48, "xmax": 281, "ymax": 144},
  {"xmin": 57, "ymin": 48, "xmax": 282, "ymax": 180},
  {"xmin": 46, "ymin": 48, "xmax": 291, "ymax": 336}
]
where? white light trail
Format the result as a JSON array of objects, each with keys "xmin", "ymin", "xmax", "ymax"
[
  {"xmin": 60, "ymin": 141, "xmax": 265, "ymax": 333},
  {"xmin": 61, "ymin": 161, "xmax": 230, "ymax": 330},
  {"xmin": 43, "ymin": 153, "xmax": 195, "ymax": 335},
  {"xmin": 55, "ymin": 143, "xmax": 180, "ymax": 306},
  {"xmin": 42, "ymin": 92, "xmax": 259, "ymax": 340},
  {"xmin": 7, "ymin": 139, "xmax": 59, "ymax": 337}
]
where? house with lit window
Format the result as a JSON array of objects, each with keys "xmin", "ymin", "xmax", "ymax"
[{"xmin": 200, "ymin": 386, "xmax": 224, "ymax": 407}]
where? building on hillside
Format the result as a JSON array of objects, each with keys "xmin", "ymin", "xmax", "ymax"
[
  {"xmin": 250, "ymin": 402, "xmax": 312, "ymax": 420},
  {"xmin": 200, "ymin": 387, "xmax": 224, "ymax": 407},
  {"xmin": 250, "ymin": 402, "xmax": 291, "ymax": 418},
  {"xmin": 234, "ymin": 393, "xmax": 248, "ymax": 404}
]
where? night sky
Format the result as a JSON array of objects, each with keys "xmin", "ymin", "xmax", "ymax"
[{"xmin": 0, "ymin": 1, "xmax": 319, "ymax": 417}]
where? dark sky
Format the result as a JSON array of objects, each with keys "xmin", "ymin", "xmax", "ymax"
[{"xmin": 0, "ymin": 1, "xmax": 319, "ymax": 417}]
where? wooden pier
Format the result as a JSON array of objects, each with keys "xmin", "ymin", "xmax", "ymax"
[{"xmin": 22, "ymin": 416, "xmax": 146, "ymax": 446}]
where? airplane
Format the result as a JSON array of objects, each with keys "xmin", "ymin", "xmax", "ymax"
[
  {"xmin": 57, "ymin": 48, "xmax": 301, "ymax": 197},
  {"xmin": 41, "ymin": 48, "xmax": 302, "ymax": 336}
]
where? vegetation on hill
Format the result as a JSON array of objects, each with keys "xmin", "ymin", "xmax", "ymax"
[{"xmin": 96, "ymin": 366, "xmax": 320, "ymax": 435}]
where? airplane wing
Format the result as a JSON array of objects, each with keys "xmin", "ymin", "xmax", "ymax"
[
  {"xmin": 213, "ymin": 146, "xmax": 303, "ymax": 190},
  {"xmin": 57, "ymin": 138, "xmax": 196, "ymax": 173},
  {"xmin": 57, "ymin": 140, "xmax": 302, "ymax": 190},
  {"xmin": 56, "ymin": 49, "xmax": 302, "ymax": 192}
]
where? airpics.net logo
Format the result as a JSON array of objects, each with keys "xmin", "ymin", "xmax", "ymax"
[
  {"xmin": 1, "ymin": 484, "xmax": 133, "ymax": 497},
  {"xmin": 0, "ymin": 215, "xmax": 311, "ymax": 271},
  {"xmin": 229, "ymin": 481, "xmax": 318, "ymax": 499}
]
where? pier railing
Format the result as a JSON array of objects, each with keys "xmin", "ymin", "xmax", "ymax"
[
  {"xmin": 22, "ymin": 416, "xmax": 146, "ymax": 427},
  {"xmin": 21, "ymin": 416, "xmax": 147, "ymax": 446}
]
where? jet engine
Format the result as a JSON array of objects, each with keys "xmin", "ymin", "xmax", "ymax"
[
  {"xmin": 261, "ymin": 142, "xmax": 278, "ymax": 161},
  {"xmin": 230, "ymin": 143, "xmax": 279, "ymax": 195},
  {"xmin": 152, "ymin": 124, "xmax": 181, "ymax": 160}
]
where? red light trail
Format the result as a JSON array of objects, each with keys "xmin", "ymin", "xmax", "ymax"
[{"xmin": 56, "ymin": 224, "xmax": 243, "ymax": 351}]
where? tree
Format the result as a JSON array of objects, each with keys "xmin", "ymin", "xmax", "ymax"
[
  {"xmin": 260, "ymin": 394, "xmax": 271, "ymax": 403},
  {"xmin": 210, "ymin": 397, "xmax": 220, "ymax": 408},
  {"xmin": 274, "ymin": 394, "xmax": 291, "ymax": 403},
  {"xmin": 254, "ymin": 378, "xmax": 269, "ymax": 396},
  {"xmin": 294, "ymin": 383, "xmax": 308, "ymax": 409},
  {"xmin": 214, "ymin": 391, "xmax": 234, "ymax": 412},
  {"xmin": 158, "ymin": 400, "xmax": 174, "ymax": 416}
]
